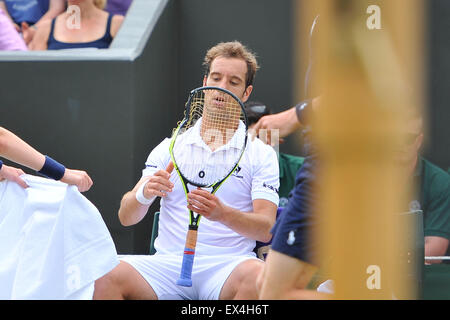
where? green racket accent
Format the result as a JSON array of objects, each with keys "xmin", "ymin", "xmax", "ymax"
[{"xmin": 169, "ymin": 127, "xmax": 198, "ymax": 226}]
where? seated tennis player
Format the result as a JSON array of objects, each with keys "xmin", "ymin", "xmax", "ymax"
[
  {"xmin": 0, "ymin": 126, "xmax": 93, "ymax": 192},
  {"xmin": 94, "ymin": 41, "xmax": 280, "ymax": 300}
]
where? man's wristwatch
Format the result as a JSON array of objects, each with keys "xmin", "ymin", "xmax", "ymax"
[{"xmin": 295, "ymin": 99, "xmax": 312, "ymax": 125}]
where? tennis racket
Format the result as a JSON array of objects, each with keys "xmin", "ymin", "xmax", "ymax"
[{"xmin": 169, "ymin": 86, "xmax": 248, "ymax": 287}]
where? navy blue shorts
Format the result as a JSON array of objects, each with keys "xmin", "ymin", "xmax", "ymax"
[{"xmin": 270, "ymin": 155, "xmax": 318, "ymax": 264}]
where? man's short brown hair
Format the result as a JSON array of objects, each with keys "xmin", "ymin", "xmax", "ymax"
[{"xmin": 203, "ymin": 41, "xmax": 260, "ymax": 88}]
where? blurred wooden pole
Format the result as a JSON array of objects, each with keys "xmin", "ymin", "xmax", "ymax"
[{"xmin": 295, "ymin": 0, "xmax": 425, "ymax": 299}]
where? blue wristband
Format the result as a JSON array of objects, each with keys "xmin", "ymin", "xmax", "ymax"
[
  {"xmin": 38, "ymin": 156, "xmax": 66, "ymax": 180},
  {"xmin": 0, "ymin": 160, "xmax": 3, "ymax": 171}
]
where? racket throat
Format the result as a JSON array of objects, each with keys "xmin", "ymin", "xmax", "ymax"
[
  {"xmin": 188, "ymin": 224, "xmax": 198, "ymax": 231},
  {"xmin": 190, "ymin": 214, "xmax": 201, "ymax": 226}
]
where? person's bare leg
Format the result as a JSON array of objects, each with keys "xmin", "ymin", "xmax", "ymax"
[
  {"xmin": 219, "ymin": 259, "xmax": 264, "ymax": 300},
  {"xmin": 258, "ymin": 250, "xmax": 329, "ymax": 299},
  {"xmin": 93, "ymin": 261, "xmax": 158, "ymax": 300}
]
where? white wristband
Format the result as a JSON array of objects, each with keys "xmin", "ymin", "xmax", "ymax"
[{"xmin": 135, "ymin": 178, "xmax": 156, "ymax": 205}]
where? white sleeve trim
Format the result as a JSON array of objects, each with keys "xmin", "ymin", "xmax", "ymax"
[{"xmin": 252, "ymin": 191, "xmax": 279, "ymax": 207}]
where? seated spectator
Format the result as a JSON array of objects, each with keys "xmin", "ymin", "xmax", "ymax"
[
  {"xmin": 29, "ymin": 0, "xmax": 124, "ymax": 50},
  {"xmin": 0, "ymin": 0, "xmax": 65, "ymax": 45},
  {"xmin": 398, "ymin": 112, "xmax": 450, "ymax": 264},
  {"xmin": 105, "ymin": 0, "xmax": 132, "ymax": 16},
  {"xmin": 0, "ymin": 7, "xmax": 27, "ymax": 50}
]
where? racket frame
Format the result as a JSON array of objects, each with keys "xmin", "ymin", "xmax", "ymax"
[
  {"xmin": 169, "ymin": 86, "xmax": 248, "ymax": 286},
  {"xmin": 169, "ymin": 86, "xmax": 248, "ymax": 225}
]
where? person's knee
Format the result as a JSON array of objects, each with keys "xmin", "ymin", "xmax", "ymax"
[
  {"xmin": 221, "ymin": 259, "xmax": 265, "ymax": 300},
  {"xmin": 255, "ymin": 264, "xmax": 265, "ymax": 296},
  {"xmin": 93, "ymin": 262, "xmax": 125, "ymax": 299},
  {"xmin": 237, "ymin": 259, "xmax": 264, "ymax": 299},
  {"xmin": 244, "ymin": 259, "xmax": 264, "ymax": 282}
]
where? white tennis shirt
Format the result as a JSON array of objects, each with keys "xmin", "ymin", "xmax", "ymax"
[{"xmin": 142, "ymin": 121, "xmax": 280, "ymax": 257}]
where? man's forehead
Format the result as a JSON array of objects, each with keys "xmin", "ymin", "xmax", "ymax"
[{"xmin": 210, "ymin": 56, "xmax": 247, "ymax": 77}]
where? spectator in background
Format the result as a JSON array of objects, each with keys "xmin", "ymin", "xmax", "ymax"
[
  {"xmin": 29, "ymin": 0, "xmax": 124, "ymax": 50},
  {"xmin": 0, "ymin": 0, "xmax": 65, "ymax": 45},
  {"xmin": 0, "ymin": 7, "xmax": 27, "ymax": 50},
  {"xmin": 105, "ymin": 0, "xmax": 132, "ymax": 16},
  {"xmin": 397, "ymin": 112, "xmax": 450, "ymax": 264}
]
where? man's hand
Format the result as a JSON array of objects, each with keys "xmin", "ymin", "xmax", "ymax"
[
  {"xmin": 187, "ymin": 191, "xmax": 276, "ymax": 242},
  {"xmin": 187, "ymin": 187, "xmax": 228, "ymax": 222},
  {"xmin": 142, "ymin": 162, "xmax": 174, "ymax": 199},
  {"xmin": 251, "ymin": 97, "xmax": 321, "ymax": 146},
  {"xmin": 60, "ymin": 169, "xmax": 93, "ymax": 192},
  {"xmin": 118, "ymin": 162, "xmax": 174, "ymax": 227},
  {"xmin": 251, "ymin": 107, "xmax": 300, "ymax": 146},
  {"xmin": 0, "ymin": 165, "xmax": 28, "ymax": 188}
]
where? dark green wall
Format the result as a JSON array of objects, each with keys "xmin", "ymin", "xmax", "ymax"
[{"xmin": 425, "ymin": 0, "xmax": 450, "ymax": 170}]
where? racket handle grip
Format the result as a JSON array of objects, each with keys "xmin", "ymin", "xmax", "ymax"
[{"xmin": 176, "ymin": 227, "xmax": 198, "ymax": 287}]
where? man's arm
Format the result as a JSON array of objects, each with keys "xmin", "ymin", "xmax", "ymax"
[
  {"xmin": 187, "ymin": 190, "xmax": 277, "ymax": 243},
  {"xmin": 425, "ymin": 236, "xmax": 449, "ymax": 264},
  {"xmin": 118, "ymin": 177, "xmax": 155, "ymax": 227},
  {"xmin": 220, "ymin": 199, "xmax": 276, "ymax": 243},
  {"xmin": 252, "ymin": 97, "xmax": 320, "ymax": 146},
  {"xmin": 118, "ymin": 163, "xmax": 174, "ymax": 227},
  {"xmin": 251, "ymin": 107, "xmax": 301, "ymax": 145}
]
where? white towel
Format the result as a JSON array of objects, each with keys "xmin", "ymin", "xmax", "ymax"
[{"xmin": 0, "ymin": 174, "xmax": 119, "ymax": 299}]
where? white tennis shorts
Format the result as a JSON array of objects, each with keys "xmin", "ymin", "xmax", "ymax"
[{"xmin": 119, "ymin": 253, "xmax": 258, "ymax": 300}]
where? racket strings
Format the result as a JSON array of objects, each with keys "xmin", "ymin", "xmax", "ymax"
[
  {"xmin": 173, "ymin": 88, "xmax": 247, "ymax": 187},
  {"xmin": 199, "ymin": 90, "xmax": 243, "ymax": 149}
]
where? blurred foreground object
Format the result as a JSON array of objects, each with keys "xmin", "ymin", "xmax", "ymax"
[{"xmin": 303, "ymin": 0, "xmax": 426, "ymax": 299}]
